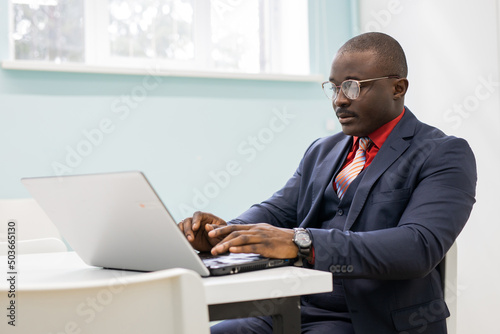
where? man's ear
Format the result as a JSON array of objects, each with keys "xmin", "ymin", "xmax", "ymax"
[{"xmin": 394, "ymin": 78, "xmax": 409, "ymax": 100}]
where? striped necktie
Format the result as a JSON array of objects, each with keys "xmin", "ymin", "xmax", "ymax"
[{"xmin": 335, "ymin": 137, "xmax": 371, "ymax": 199}]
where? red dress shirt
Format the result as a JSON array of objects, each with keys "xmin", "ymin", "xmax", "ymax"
[{"xmin": 333, "ymin": 109, "xmax": 405, "ymax": 192}]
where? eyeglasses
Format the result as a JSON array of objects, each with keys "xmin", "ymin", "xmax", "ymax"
[{"xmin": 321, "ymin": 76, "xmax": 400, "ymax": 101}]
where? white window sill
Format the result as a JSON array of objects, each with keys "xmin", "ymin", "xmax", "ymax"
[{"xmin": 1, "ymin": 60, "xmax": 324, "ymax": 83}]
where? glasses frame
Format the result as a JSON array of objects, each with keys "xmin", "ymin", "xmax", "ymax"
[{"xmin": 321, "ymin": 75, "xmax": 400, "ymax": 101}]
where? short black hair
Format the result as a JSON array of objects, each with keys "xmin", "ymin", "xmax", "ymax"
[{"xmin": 339, "ymin": 32, "xmax": 408, "ymax": 78}]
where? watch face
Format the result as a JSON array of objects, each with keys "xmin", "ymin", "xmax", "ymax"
[{"xmin": 295, "ymin": 230, "xmax": 311, "ymax": 247}]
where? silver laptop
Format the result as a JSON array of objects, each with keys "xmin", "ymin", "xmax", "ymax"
[{"xmin": 21, "ymin": 171, "xmax": 293, "ymax": 276}]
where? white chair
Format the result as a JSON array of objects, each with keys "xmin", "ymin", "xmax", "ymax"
[
  {"xmin": 0, "ymin": 237, "xmax": 67, "ymax": 255},
  {"xmin": 441, "ymin": 242, "xmax": 458, "ymax": 334},
  {"xmin": 0, "ymin": 198, "xmax": 68, "ymax": 255},
  {"xmin": 0, "ymin": 268, "xmax": 210, "ymax": 334},
  {"xmin": 0, "ymin": 198, "xmax": 63, "ymax": 241}
]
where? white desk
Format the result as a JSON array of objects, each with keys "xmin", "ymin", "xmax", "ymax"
[{"xmin": 1, "ymin": 252, "xmax": 332, "ymax": 333}]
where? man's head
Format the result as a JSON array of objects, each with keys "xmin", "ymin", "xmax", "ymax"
[{"xmin": 329, "ymin": 32, "xmax": 409, "ymax": 136}]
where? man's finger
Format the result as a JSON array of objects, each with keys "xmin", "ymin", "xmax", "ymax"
[
  {"xmin": 181, "ymin": 217, "xmax": 194, "ymax": 241},
  {"xmin": 211, "ymin": 233, "xmax": 261, "ymax": 255},
  {"xmin": 228, "ymin": 245, "xmax": 259, "ymax": 254},
  {"xmin": 205, "ymin": 224, "xmax": 218, "ymax": 233},
  {"xmin": 192, "ymin": 211, "xmax": 207, "ymax": 232},
  {"xmin": 208, "ymin": 224, "xmax": 252, "ymax": 238}
]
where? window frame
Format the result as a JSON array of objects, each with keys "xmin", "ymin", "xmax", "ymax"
[{"xmin": 3, "ymin": 0, "xmax": 322, "ymax": 82}]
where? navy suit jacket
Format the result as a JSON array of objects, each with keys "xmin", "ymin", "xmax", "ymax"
[{"xmin": 229, "ymin": 108, "xmax": 477, "ymax": 334}]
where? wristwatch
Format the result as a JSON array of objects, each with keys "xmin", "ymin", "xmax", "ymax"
[{"xmin": 293, "ymin": 228, "xmax": 312, "ymax": 258}]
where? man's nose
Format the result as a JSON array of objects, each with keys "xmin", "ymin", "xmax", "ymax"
[{"xmin": 334, "ymin": 89, "xmax": 350, "ymax": 108}]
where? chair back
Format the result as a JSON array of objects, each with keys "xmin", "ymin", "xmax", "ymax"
[
  {"xmin": 440, "ymin": 242, "xmax": 458, "ymax": 334},
  {"xmin": 1, "ymin": 268, "xmax": 210, "ymax": 333},
  {"xmin": 0, "ymin": 237, "xmax": 67, "ymax": 255},
  {"xmin": 0, "ymin": 198, "xmax": 62, "ymax": 241}
]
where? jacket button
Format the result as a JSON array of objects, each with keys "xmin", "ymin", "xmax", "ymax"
[{"xmin": 337, "ymin": 209, "xmax": 344, "ymax": 216}]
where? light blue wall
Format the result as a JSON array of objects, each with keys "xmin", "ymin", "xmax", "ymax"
[{"xmin": 0, "ymin": 0, "xmax": 355, "ymax": 221}]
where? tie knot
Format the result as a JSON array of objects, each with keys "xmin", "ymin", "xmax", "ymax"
[{"xmin": 359, "ymin": 137, "xmax": 370, "ymax": 151}]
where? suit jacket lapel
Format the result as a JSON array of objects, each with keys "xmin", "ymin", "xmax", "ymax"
[
  {"xmin": 301, "ymin": 136, "xmax": 351, "ymax": 228},
  {"xmin": 344, "ymin": 109, "xmax": 418, "ymax": 231},
  {"xmin": 312, "ymin": 136, "xmax": 351, "ymax": 198}
]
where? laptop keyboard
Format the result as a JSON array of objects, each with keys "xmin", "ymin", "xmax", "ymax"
[{"xmin": 198, "ymin": 252, "xmax": 264, "ymax": 266}]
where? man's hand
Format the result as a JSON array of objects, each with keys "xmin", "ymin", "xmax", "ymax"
[
  {"xmin": 179, "ymin": 211, "xmax": 227, "ymax": 252},
  {"xmin": 208, "ymin": 223, "xmax": 298, "ymax": 259}
]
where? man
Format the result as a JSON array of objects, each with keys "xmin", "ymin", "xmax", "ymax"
[{"xmin": 179, "ymin": 32, "xmax": 477, "ymax": 334}]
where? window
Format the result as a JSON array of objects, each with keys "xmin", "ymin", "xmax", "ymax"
[
  {"xmin": 8, "ymin": 0, "xmax": 311, "ymax": 77},
  {"xmin": 10, "ymin": 0, "xmax": 85, "ymax": 62}
]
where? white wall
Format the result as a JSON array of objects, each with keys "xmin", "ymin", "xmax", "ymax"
[{"xmin": 358, "ymin": 0, "xmax": 500, "ymax": 333}]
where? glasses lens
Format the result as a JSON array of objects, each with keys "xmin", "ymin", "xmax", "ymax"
[
  {"xmin": 322, "ymin": 82, "xmax": 337, "ymax": 100},
  {"xmin": 341, "ymin": 80, "xmax": 360, "ymax": 100}
]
